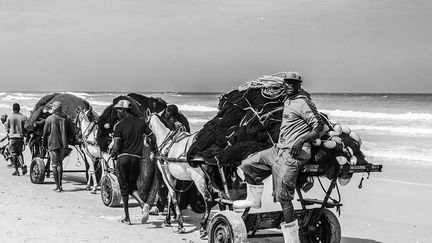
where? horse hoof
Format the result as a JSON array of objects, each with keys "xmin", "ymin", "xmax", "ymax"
[
  {"xmin": 162, "ymin": 221, "xmax": 171, "ymax": 227},
  {"xmin": 175, "ymin": 227, "xmax": 186, "ymax": 234}
]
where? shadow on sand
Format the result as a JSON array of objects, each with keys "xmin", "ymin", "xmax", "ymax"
[{"xmin": 342, "ymin": 237, "xmax": 382, "ymax": 243}]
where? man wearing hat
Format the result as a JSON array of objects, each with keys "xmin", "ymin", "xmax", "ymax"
[
  {"xmin": 5, "ymin": 103, "xmax": 28, "ymax": 176},
  {"xmin": 233, "ymin": 72, "xmax": 324, "ymax": 242},
  {"xmin": 111, "ymin": 99, "xmax": 157, "ymax": 225},
  {"xmin": 42, "ymin": 101, "xmax": 75, "ymax": 192}
]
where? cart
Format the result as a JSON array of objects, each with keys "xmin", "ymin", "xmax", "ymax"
[
  {"xmin": 205, "ymin": 161, "xmax": 382, "ymax": 243},
  {"xmin": 99, "ymin": 155, "xmax": 122, "ymax": 207},
  {"xmin": 29, "ymin": 145, "xmax": 102, "ymax": 185}
]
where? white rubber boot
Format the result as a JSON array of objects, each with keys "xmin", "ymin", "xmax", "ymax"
[
  {"xmin": 233, "ymin": 184, "xmax": 264, "ymax": 209},
  {"xmin": 281, "ymin": 220, "xmax": 300, "ymax": 243}
]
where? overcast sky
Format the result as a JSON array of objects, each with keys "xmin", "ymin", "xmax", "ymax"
[{"xmin": 0, "ymin": 0, "xmax": 431, "ymax": 93}]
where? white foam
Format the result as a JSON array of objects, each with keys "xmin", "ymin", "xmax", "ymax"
[
  {"xmin": 2, "ymin": 95, "xmax": 39, "ymax": 101},
  {"xmin": 321, "ymin": 109, "xmax": 432, "ymax": 121},
  {"xmin": 373, "ymin": 178, "xmax": 432, "ymax": 188},
  {"xmin": 65, "ymin": 92, "xmax": 95, "ymax": 99},
  {"xmin": 365, "ymin": 150, "xmax": 432, "ymax": 164},
  {"xmin": 89, "ymin": 100, "xmax": 111, "ymax": 107},
  {"xmin": 0, "ymin": 92, "xmax": 6, "ymax": 96},
  {"xmin": 189, "ymin": 118, "xmax": 209, "ymax": 124},
  {"xmin": 0, "ymin": 104, "xmax": 32, "ymax": 111},
  {"xmin": 179, "ymin": 104, "xmax": 218, "ymax": 112},
  {"xmin": 349, "ymin": 125, "xmax": 432, "ymax": 136}
]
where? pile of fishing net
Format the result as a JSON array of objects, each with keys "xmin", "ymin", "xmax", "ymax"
[
  {"xmin": 25, "ymin": 93, "xmax": 91, "ymax": 131},
  {"xmin": 187, "ymin": 73, "xmax": 368, "ymax": 181}
]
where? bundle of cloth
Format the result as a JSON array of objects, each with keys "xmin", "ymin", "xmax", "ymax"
[{"xmin": 187, "ymin": 73, "xmax": 367, "ymax": 182}]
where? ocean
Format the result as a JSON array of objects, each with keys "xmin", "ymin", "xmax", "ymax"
[{"xmin": 0, "ymin": 92, "xmax": 431, "ymax": 166}]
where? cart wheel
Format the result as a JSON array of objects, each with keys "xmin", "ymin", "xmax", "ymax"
[
  {"xmin": 208, "ymin": 211, "xmax": 247, "ymax": 243},
  {"xmin": 305, "ymin": 208, "xmax": 341, "ymax": 243},
  {"xmin": 30, "ymin": 157, "xmax": 46, "ymax": 184},
  {"xmin": 100, "ymin": 174, "xmax": 121, "ymax": 207}
]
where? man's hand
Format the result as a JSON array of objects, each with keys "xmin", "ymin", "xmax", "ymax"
[{"xmin": 290, "ymin": 138, "xmax": 305, "ymax": 157}]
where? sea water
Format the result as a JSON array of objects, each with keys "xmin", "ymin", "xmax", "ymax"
[{"xmin": 0, "ymin": 92, "xmax": 431, "ymax": 166}]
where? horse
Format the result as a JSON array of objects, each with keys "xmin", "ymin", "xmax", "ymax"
[
  {"xmin": 75, "ymin": 108, "xmax": 103, "ymax": 193},
  {"xmin": 148, "ymin": 114, "xmax": 217, "ymax": 237}
]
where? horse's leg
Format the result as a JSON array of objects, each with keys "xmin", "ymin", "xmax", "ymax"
[
  {"xmin": 157, "ymin": 161, "xmax": 185, "ymax": 233},
  {"xmin": 164, "ymin": 193, "xmax": 172, "ymax": 226},
  {"xmin": 169, "ymin": 188, "xmax": 185, "ymax": 233},
  {"xmin": 187, "ymin": 167, "xmax": 213, "ymax": 238}
]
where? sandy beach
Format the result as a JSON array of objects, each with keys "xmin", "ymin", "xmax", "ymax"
[{"xmin": 1, "ymin": 147, "xmax": 431, "ymax": 243}]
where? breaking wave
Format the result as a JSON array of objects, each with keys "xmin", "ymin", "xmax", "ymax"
[
  {"xmin": 89, "ymin": 100, "xmax": 112, "ymax": 107},
  {"xmin": 189, "ymin": 118, "xmax": 209, "ymax": 124},
  {"xmin": 179, "ymin": 104, "xmax": 218, "ymax": 112},
  {"xmin": 349, "ymin": 125, "xmax": 432, "ymax": 136},
  {"xmin": 2, "ymin": 94, "xmax": 39, "ymax": 101},
  {"xmin": 320, "ymin": 109, "xmax": 432, "ymax": 121},
  {"xmin": 366, "ymin": 149, "xmax": 432, "ymax": 164}
]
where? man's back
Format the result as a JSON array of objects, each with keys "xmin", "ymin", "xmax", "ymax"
[
  {"xmin": 114, "ymin": 116, "xmax": 150, "ymax": 157},
  {"xmin": 43, "ymin": 112, "xmax": 72, "ymax": 151},
  {"xmin": 6, "ymin": 113, "xmax": 27, "ymax": 139}
]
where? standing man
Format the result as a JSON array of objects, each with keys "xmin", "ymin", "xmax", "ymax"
[
  {"xmin": 42, "ymin": 101, "xmax": 75, "ymax": 192},
  {"xmin": 111, "ymin": 100, "xmax": 157, "ymax": 225},
  {"xmin": 5, "ymin": 103, "xmax": 28, "ymax": 176},
  {"xmin": 233, "ymin": 72, "xmax": 324, "ymax": 243}
]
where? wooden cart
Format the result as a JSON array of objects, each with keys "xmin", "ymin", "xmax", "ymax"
[{"xmin": 206, "ymin": 162, "xmax": 382, "ymax": 243}]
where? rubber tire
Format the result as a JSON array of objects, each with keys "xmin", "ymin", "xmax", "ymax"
[
  {"xmin": 30, "ymin": 157, "xmax": 46, "ymax": 184},
  {"xmin": 100, "ymin": 174, "xmax": 122, "ymax": 207},
  {"xmin": 208, "ymin": 211, "xmax": 247, "ymax": 243},
  {"xmin": 307, "ymin": 208, "xmax": 341, "ymax": 243}
]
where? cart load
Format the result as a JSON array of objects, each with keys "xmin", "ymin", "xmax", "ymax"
[{"xmin": 187, "ymin": 73, "xmax": 369, "ymax": 183}]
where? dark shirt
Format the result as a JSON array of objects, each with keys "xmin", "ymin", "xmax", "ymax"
[
  {"xmin": 42, "ymin": 111, "xmax": 75, "ymax": 151},
  {"xmin": 113, "ymin": 116, "xmax": 152, "ymax": 157}
]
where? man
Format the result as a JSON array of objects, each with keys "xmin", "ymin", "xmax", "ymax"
[
  {"xmin": 161, "ymin": 104, "xmax": 190, "ymax": 132},
  {"xmin": 111, "ymin": 99, "xmax": 157, "ymax": 225},
  {"xmin": 5, "ymin": 103, "xmax": 28, "ymax": 176},
  {"xmin": 233, "ymin": 72, "xmax": 324, "ymax": 242},
  {"xmin": 42, "ymin": 101, "xmax": 75, "ymax": 192}
]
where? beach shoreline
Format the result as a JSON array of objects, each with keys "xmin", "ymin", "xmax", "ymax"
[{"xmin": 1, "ymin": 148, "xmax": 431, "ymax": 242}]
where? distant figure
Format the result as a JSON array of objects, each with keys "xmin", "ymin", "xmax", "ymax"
[
  {"xmin": 234, "ymin": 72, "xmax": 324, "ymax": 243},
  {"xmin": 5, "ymin": 103, "xmax": 28, "ymax": 176},
  {"xmin": 42, "ymin": 101, "xmax": 75, "ymax": 192},
  {"xmin": 0, "ymin": 114, "xmax": 11, "ymax": 163},
  {"xmin": 111, "ymin": 99, "xmax": 157, "ymax": 225}
]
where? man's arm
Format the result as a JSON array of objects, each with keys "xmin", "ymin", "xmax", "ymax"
[
  {"xmin": 111, "ymin": 123, "xmax": 122, "ymax": 159},
  {"xmin": 42, "ymin": 119, "xmax": 50, "ymax": 148}
]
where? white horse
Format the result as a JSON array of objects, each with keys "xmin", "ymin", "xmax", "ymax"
[
  {"xmin": 148, "ymin": 114, "xmax": 214, "ymax": 236},
  {"xmin": 76, "ymin": 108, "xmax": 103, "ymax": 194}
]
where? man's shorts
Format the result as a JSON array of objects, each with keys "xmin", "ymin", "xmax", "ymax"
[
  {"xmin": 9, "ymin": 138, "xmax": 24, "ymax": 156},
  {"xmin": 239, "ymin": 146, "xmax": 308, "ymax": 202},
  {"xmin": 49, "ymin": 148, "xmax": 65, "ymax": 167}
]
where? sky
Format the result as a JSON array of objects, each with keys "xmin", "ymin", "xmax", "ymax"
[{"xmin": 0, "ymin": 0, "xmax": 431, "ymax": 93}]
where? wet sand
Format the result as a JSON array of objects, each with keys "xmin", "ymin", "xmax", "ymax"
[{"xmin": 1, "ymin": 151, "xmax": 431, "ymax": 243}]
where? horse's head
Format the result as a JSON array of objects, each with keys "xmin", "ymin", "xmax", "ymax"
[
  {"xmin": 147, "ymin": 114, "xmax": 172, "ymax": 148},
  {"xmin": 97, "ymin": 105, "xmax": 118, "ymax": 152}
]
